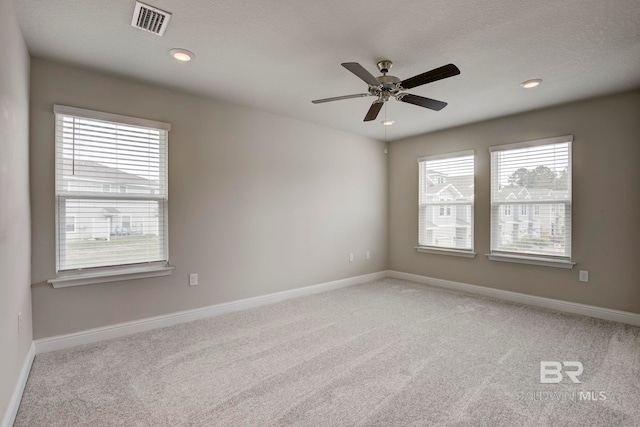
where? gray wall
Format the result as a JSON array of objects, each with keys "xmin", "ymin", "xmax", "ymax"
[
  {"xmin": 30, "ymin": 58, "xmax": 388, "ymax": 339},
  {"xmin": 389, "ymin": 90, "xmax": 640, "ymax": 313},
  {"xmin": 0, "ymin": 0, "xmax": 32, "ymax": 419}
]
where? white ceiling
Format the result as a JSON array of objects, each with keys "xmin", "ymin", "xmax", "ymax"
[{"xmin": 16, "ymin": 0, "xmax": 640, "ymax": 141}]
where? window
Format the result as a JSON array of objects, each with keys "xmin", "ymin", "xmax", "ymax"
[
  {"xmin": 439, "ymin": 206, "xmax": 452, "ymax": 217},
  {"xmin": 54, "ymin": 105, "xmax": 171, "ymax": 278},
  {"xmin": 490, "ymin": 135, "xmax": 572, "ymax": 261},
  {"xmin": 65, "ymin": 216, "xmax": 75, "ymax": 232},
  {"xmin": 418, "ymin": 150, "xmax": 474, "ymax": 253},
  {"xmin": 122, "ymin": 215, "xmax": 131, "ymax": 230}
]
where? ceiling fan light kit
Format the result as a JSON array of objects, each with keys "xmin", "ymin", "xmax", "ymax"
[{"xmin": 312, "ymin": 60, "xmax": 460, "ymax": 122}]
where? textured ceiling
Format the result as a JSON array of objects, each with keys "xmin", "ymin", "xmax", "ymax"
[{"xmin": 16, "ymin": 0, "xmax": 640, "ymax": 141}]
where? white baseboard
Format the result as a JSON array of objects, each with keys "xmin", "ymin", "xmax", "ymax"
[
  {"xmin": 32, "ymin": 268, "xmax": 640, "ymax": 355},
  {"xmin": 2, "ymin": 342, "xmax": 35, "ymax": 427},
  {"xmin": 34, "ymin": 271, "xmax": 387, "ymax": 354},
  {"xmin": 387, "ymin": 270, "xmax": 640, "ymax": 327}
]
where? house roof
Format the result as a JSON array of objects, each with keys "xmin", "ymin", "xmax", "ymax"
[
  {"xmin": 426, "ymin": 172, "xmax": 568, "ymax": 203},
  {"xmin": 61, "ymin": 159, "xmax": 155, "ymax": 186},
  {"xmin": 494, "ymin": 186, "xmax": 569, "ymax": 202},
  {"xmin": 426, "ymin": 175, "xmax": 474, "ymax": 199},
  {"xmin": 102, "ymin": 207, "xmax": 120, "ymax": 215}
]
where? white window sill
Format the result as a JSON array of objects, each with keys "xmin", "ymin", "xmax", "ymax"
[
  {"xmin": 486, "ymin": 253, "xmax": 575, "ymax": 269},
  {"xmin": 48, "ymin": 265, "xmax": 174, "ymax": 288},
  {"xmin": 415, "ymin": 246, "xmax": 477, "ymax": 258}
]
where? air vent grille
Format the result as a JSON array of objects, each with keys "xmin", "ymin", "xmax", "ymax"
[{"xmin": 131, "ymin": 2, "xmax": 172, "ymax": 36}]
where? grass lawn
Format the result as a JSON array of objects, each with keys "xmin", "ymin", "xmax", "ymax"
[{"xmin": 65, "ymin": 234, "xmax": 162, "ymax": 269}]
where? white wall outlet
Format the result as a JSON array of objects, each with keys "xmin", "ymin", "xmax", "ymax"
[
  {"xmin": 366, "ymin": 251, "xmax": 371, "ymax": 259},
  {"xmin": 349, "ymin": 253, "xmax": 354, "ymax": 262},
  {"xmin": 18, "ymin": 312, "xmax": 23, "ymax": 335},
  {"xmin": 189, "ymin": 273, "xmax": 198, "ymax": 286},
  {"xmin": 579, "ymin": 270, "xmax": 589, "ymax": 283}
]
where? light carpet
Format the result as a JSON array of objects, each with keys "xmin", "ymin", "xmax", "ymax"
[{"xmin": 15, "ymin": 278, "xmax": 640, "ymax": 426}]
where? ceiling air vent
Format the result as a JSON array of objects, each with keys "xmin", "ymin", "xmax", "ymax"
[{"xmin": 131, "ymin": 1, "xmax": 172, "ymax": 36}]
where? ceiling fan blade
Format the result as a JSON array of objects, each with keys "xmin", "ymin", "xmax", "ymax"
[
  {"xmin": 400, "ymin": 64, "xmax": 460, "ymax": 90},
  {"xmin": 342, "ymin": 62, "xmax": 381, "ymax": 87},
  {"xmin": 364, "ymin": 101, "xmax": 384, "ymax": 122},
  {"xmin": 398, "ymin": 93, "xmax": 448, "ymax": 111},
  {"xmin": 311, "ymin": 93, "xmax": 371, "ymax": 104}
]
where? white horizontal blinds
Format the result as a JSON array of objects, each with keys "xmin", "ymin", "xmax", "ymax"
[
  {"xmin": 490, "ymin": 136, "xmax": 572, "ymax": 258},
  {"xmin": 54, "ymin": 106, "xmax": 169, "ymax": 272},
  {"xmin": 418, "ymin": 150, "xmax": 474, "ymax": 251},
  {"xmin": 57, "ymin": 199, "xmax": 167, "ymax": 270}
]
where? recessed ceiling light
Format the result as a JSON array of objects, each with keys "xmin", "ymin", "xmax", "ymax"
[
  {"xmin": 381, "ymin": 120, "xmax": 395, "ymax": 126},
  {"xmin": 520, "ymin": 79, "xmax": 542, "ymax": 89},
  {"xmin": 170, "ymin": 48, "xmax": 194, "ymax": 62}
]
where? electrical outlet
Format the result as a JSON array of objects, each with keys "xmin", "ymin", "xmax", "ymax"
[
  {"xmin": 189, "ymin": 273, "xmax": 198, "ymax": 286},
  {"xmin": 349, "ymin": 253, "xmax": 354, "ymax": 262},
  {"xmin": 579, "ymin": 270, "xmax": 589, "ymax": 283},
  {"xmin": 366, "ymin": 251, "xmax": 371, "ymax": 259},
  {"xmin": 18, "ymin": 312, "xmax": 22, "ymax": 335}
]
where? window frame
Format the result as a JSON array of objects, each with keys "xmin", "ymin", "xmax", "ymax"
[
  {"xmin": 487, "ymin": 135, "xmax": 575, "ymax": 269},
  {"xmin": 48, "ymin": 105, "xmax": 174, "ymax": 287},
  {"xmin": 416, "ymin": 149, "xmax": 476, "ymax": 258}
]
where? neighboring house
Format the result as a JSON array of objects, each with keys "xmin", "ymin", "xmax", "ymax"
[
  {"xmin": 494, "ymin": 186, "xmax": 568, "ymax": 250},
  {"xmin": 423, "ymin": 171, "xmax": 567, "ymax": 251},
  {"xmin": 423, "ymin": 172, "xmax": 474, "ymax": 249},
  {"xmin": 61, "ymin": 159, "xmax": 161, "ymax": 242}
]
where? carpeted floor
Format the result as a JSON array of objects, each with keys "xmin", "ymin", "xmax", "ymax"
[{"xmin": 15, "ymin": 278, "xmax": 640, "ymax": 426}]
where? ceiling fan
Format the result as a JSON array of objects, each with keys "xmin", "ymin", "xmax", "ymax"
[{"xmin": 312, "ymin": 60, "xmax": 460, "ymax": 122}]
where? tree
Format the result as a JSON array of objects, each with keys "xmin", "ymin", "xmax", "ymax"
[
  {"xmin": 530, "ymin": 166, "xmax": 556, "ymax": 189},
  {"xmin": 507, "ymin": 166, "xmax": 561, "ymax": 189},
  {"xmin": 507, "ymin": 168, "xmax": 532, "ymax": 187},
  {"xmin": 555, "ymin": 168, "xmax": 569, "ymax": 190}
]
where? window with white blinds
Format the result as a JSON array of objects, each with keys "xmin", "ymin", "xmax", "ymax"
[
  {"xmin": 418, "ymin": 150, "xmax": 474, "ymax": 252},
  {"xmin": 54, "ymin": 105, "xmax": 170, "ymax": 273},
  {"xmin": 490, "ymin": 135, "xmax": 572, "ymax": 259}
]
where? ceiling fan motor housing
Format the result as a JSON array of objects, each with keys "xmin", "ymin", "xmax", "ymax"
[{"xmin": 377, "ymin": 60, "xmax": 393, "ymax": 74}]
